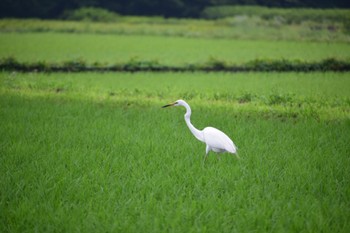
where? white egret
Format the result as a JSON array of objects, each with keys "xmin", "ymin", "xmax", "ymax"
[{"xmin": 162, "ymin": 100, "xmax": 238, "ymax": 161}]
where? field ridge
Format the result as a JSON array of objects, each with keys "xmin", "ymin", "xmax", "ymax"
[{"xmin": 1, "ymin": 57, "xmax": 350, "ymax": 72}]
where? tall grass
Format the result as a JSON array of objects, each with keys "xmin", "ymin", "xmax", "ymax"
[
  {"xmin": 1, "ymin": 10, "xmax": 349, "ymax": 231},
  {"xmin": 0, "ymin": 16, "xmax": 349, "ymax": 42},
  {"xmin": 1, "ymin": 74, "xmax": 349, "ymax": 232},
  {"xmin": 1, "ymin": 71, "xmax": 349, "ymax": 120}
]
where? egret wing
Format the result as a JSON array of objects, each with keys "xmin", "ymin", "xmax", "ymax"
[{"xmin": 203, "ymin": 127, "xmax": 237, "ymax": 153}]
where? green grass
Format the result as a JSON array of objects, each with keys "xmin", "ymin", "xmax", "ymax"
[
  {"xmin": 1, "ymin": 71, "xmax": 350, "ymax": 99},
  {"xmin": 0, "ymin": 33, "xmax": 349, "ymax": 66},
  {"xmin": 202, "ymin": 5, "xmax": 350, "ymax": 22},
  {"xmin": 1, "ymin": 16, "xmax": 349, "ymax": 42},
  {"xmin": 1, "ymin": 14, "xmax": 350, "ymax": 232},
  {"xmin": 1, "ymin": 71, "xmax": 349, "ymax": 120},
  {"xmin": 1, "ymin": 71, "xmax": 349, "ymax": 232}
]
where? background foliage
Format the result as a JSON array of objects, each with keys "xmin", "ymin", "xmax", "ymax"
[{"xmin": 0, "ymin": 0, "xmax": 349, "ymax": 19}]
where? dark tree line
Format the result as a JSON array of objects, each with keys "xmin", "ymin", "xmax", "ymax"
[{"xmin": 0, "ymin": 0, "xmax": 349, "ymax": 19}]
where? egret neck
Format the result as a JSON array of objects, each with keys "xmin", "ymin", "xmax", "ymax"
[{"xmin": 182, "ymin": 101, "xmax": 204, "ymax": 142}]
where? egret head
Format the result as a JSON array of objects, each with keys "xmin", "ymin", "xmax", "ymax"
[{"xmin": 162, "ymin": 99, "xmax": 186, "ymax": 108}]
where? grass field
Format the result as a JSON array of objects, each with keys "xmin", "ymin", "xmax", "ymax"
[
  {"xmin": 1, "ymin": 72, "xmax": 350, "ymax": 109},
  {"xmin": 0, "ymin": 33, "xmax": 349, "ymax": 65},
  {"xmin": 1, "ymin": 11, "xmax": 350, "ymax": 232},
  {"xmin": 1, "ymin": 14, "xmax": 349, "ymax": 42},
  {"xmin": 1, "ymin": 71, "xmax": 349, "ymax": 232}
]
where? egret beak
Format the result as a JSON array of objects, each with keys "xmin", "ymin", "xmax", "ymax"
[{"xmin": 162, "ymin": 103, "xmax": 175, "ymax": 108}]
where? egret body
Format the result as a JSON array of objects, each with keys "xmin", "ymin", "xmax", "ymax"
[{"xmin": 162, "ymin": 100, "xmax": 238, "ymax": 161}]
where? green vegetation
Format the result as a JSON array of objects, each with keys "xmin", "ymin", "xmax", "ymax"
[
  {"xmin": 0, "ymin": 16, "xmax": 349, "ymax": 42},
  {"xmin": 0, "ymin": 33, "xmax": 349, "ymax": 66},
  {"xmin": 61, "ymin": 7, "xmax": 120, "ymax": 22},
  {"xmin": 1, "ymin": 6, "xmax": 350, "ymax": 232},
  {"xmin": 1, "ymin": 0, "xmax": 349, "ymax": 19},
  {"xmin": 1, "ymin": 57, "xmax": 350, "ymax": 72},
  {"xmin": 1, "ymin": 71, "xmax": 349, "ymax": 122},
  {"xmin": 1, "ymin": 6, "xmax": 349, "ymax": 42},
  {"xmin": 202, "ymin": 6, "xmax": 350, "ymax": 22},
  {"xmin": 1, "ymin": 72, "xmax": 349, "ymax": 232}
]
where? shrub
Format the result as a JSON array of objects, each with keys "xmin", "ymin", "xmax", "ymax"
[
  {"xmin": 62, "ymin": 7, "xmax": 120, "ymax": 22},
  {"xmin": 238, "ymin": 93, "xmax": 254, "ymax": 103},
  {"xmin": 62, "ymin": 59, "xmax": 87, "ymax": 71},
  {"xmin": 268, "ymin": 93, "xmax": 294, "ymax": 105},
  {"xmin": 201, "ymin": 5, "xmax": 350, "ymax": 24},
  {"xmin": 204, "ymin": 57, "xmax": 227, "ymax": 70},
  {"xmin": 0, "ymin": 57, "xmax": 21, "ymax": 69},
  {"xmin": 122, "ymin": 58, "xmax": 161, "ymax": 71}
]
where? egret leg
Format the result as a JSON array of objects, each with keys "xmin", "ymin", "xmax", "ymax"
[
  {"xmin": 203, "ymin": 153, "xmax": 208, "ymax": 162},
  {"xmin": 204, "ymin": 145, "xmax": 210, "ymax": 163},
  {"xmin": 216, "ymin": 153, "xmax": 221, "ymax": 161}
]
